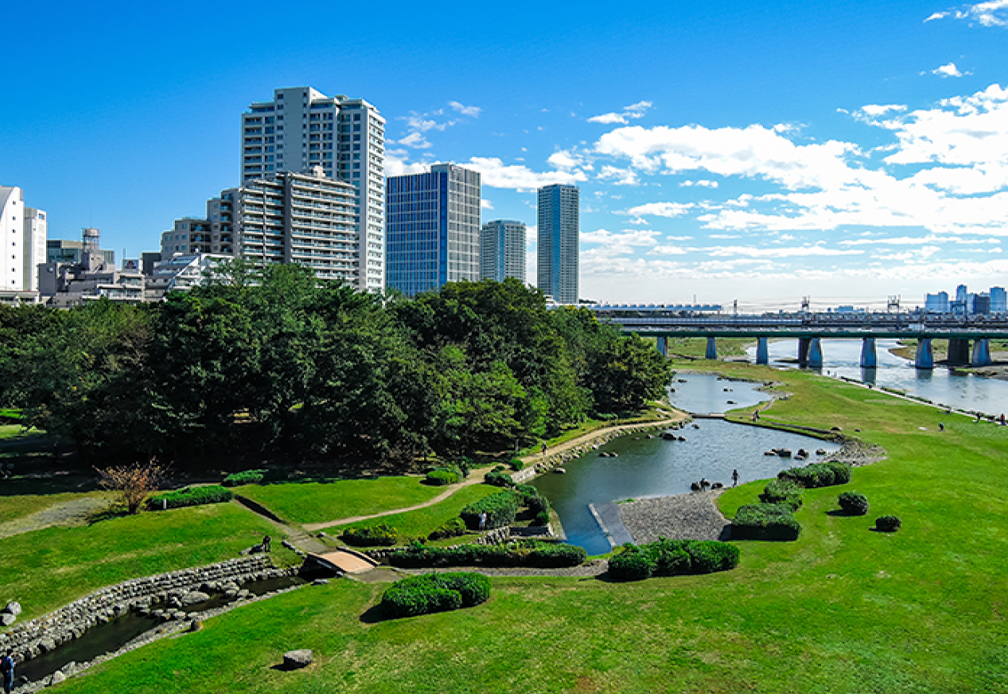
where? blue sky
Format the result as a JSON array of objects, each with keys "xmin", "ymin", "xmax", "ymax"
[{"xmin": 2, "ymin": 0, "xmax": 1006, "ymax": 309}]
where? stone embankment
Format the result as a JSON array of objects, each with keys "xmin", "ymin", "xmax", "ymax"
[
  {"xmin": 619, "ymin": 491, "xmax": 730, "ymax": 544},
  {"xmin": 0, "ymin": 555, "xmax": 286, "ymax": 667}
]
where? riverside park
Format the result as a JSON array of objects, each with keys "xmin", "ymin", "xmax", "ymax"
[{"xmin": 1, "ymin": 347, "xmax": 1006, "ymax": 693}]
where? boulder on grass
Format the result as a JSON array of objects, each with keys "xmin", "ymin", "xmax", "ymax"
[
  {"xmin": 283, "ymin": 649, "xmax": 313, "ymax": 669},
  {"xmin": 3, "ymin": 601, "xmax": 21, "ymax": 616}
]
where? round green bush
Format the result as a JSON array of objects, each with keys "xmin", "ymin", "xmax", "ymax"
[
  {"xmin": 342, "ymin": 523, "xmax": 398, "ymax": 547},
  {"xmin": 875, "ymin": 515, "xmax": 901, "ymax": 532},
  {"xmin": 425, "ymin": 468, "xmax": 459, "ymax": 486},
  {"xmin": 380, "ymin": 572, "xmax": 490, "ymax": 618},
  {"xmin": 838, "ymin": 491, "xmax": 870, "ymax": 516},
  {"xmin": 509, "ymin": 458, "xmax": 525, "ymax": 471},
  {"xmin": 483, "ymin": 470, "xmax": 514, "ymax": 488},
  {"xmin": 826, "ymin": 461, "xmax": 852, "ymax": 484},
  {"xmin": 428, "ymin": 517, "xmax": 467, "ymax": 541},
  {"xmin": 608, "ymin": 546, "xmax": 655, "ymax": 581},
  {"xmin": 222, "ymin": 469, "xmax": 266, "ymax": 487},
  {"xmin": 532, "ymin": 510, "xmax": 550, "ymax": 526},
  {"xmin": 759, "ymin": 478, "xmax": 803, "ymax": 510},
  {"xmin": 460, "ymin": 491, "xmax": 519, "ymax": 530},
  {"xmin": 732, "ymin": 503, "xmax": 802, "ymax": 541}
]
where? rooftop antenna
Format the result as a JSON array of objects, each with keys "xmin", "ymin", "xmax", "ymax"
[
  {"xmin": 887, "ymin": 295, "xmax": 900, "ymax": 313},
  {"xmin": 801, "ymin": 296, "xmax": 810, "ymax": 313}
]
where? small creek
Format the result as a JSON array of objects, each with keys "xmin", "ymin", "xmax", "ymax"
[
  {"xmin": 533, "ymin": 373, "xmax": 840, "ymax": 555},
  {"xmin": 17, "ymin": 575, "xmax": 306, "ymax": 685}
]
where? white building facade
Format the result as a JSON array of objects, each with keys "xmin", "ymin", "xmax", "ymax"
[
  {"xmin": 0, "ymin": 187, "xmax": 24, "ymax": 291},
  {"xmin": 23, "ymin": 207, "xmax": 47, "ymax": 292},
  {"xmin": 241, "ymin": 87, "xmax": 385, "ymax": 291}
]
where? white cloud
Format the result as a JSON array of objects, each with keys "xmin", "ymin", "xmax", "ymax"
[
  {"xmin": 398, "ymin": 131, "xmax": 432, "ymax": 149},
  {"xmin": 680, "ymin": 179, "xmax": 719, "ymax": 188},
  {"xmin": 931, "ymin": 62, "xmax": 966, "ymax": 77},
  {"xmin": 649, "ymin": 245, "xmax": 689, "ymax": 255},
  {"xmin": 626, "ymin": 201, "xmax": 694, "ymax": 218},
  {"xmin": 925, "ymin": 11, "xmax": 949, "ymax": 21},
  {"xmin": 465, "ymin": 157, "xmax": 588, "ymax": 190},
  {"xmin": 581, "ymin": 227, "xmax": 661, "ymax": 248},
  {"xmin": 588, "ymin": 100, "xmax": 653, "ymax": 125},
  {"xmin": 548, "ymin": 150, "xmax": 584, "ymax": 170},
  {"xmin": 956, "ymin": 0, "xmax": 1008, "ymax": 26},
  {"xmin": 448, "ymin": 100, "xmax": 481, "ymax": 117},
  {"xmin": 481, "ymin": 199, "xmax": 493, "ymax": 210},
  {"xmin": 855, "ymin": 103, "xmax": 907, "ymax": 119},
  {"xmin": 840, "ymin": 235, "xmax": 990, "ymax": 246},
  {"xmin": 703, "ymin": 244, "xmax": 864, "ymax": 258},
  {"xmin": 385, "ymin": 151, "xmax": 430, "ymax": 176},
  {"xmin": 598, "ymin": 165, "xmax": 639, "ymax": 186}
]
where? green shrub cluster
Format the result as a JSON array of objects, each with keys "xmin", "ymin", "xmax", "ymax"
[
  {"xmin": 460, "ymin": 491, "xmax": 519, "ymax": 530},
  {"xmin": 759, "ymin": 478, "xmax": 803, "ymax": 510},
  {"xmin": 509, "ymin": 458, "xmax": 525, "ymax": 471},
  {"xmin": 425, "ymin": 468, "xmax": 460, "ymax": 486},
  {"xmin": 380, "ymin": 572, "xmax": 490, "ymax": 618},
  {"xmin": 875, "ymin": 515, "xmax": 901, "ymax": 532},
  {"xmin": 608, "ymin": 538, "xmax": 740, "ymax": 581},
  {"xmin": 484, "ymin": 470, "xmax": 514, "ymax": 488},
  {"xmin": 341, "ymin": 523, "xmax": 398, "ymax": 547},
  {"xmin": 388, "ymin": 540, "xmax": 586, "ymax": 568},
  {"xmin": 428, "ymin": 517, "xmax": 467, "ymax": 541},
  {"xmin": 778, "ymin": 461, "xmax": 852, "ymax": 488},
  {"xmin": 148, "ymin": 485, "xmax": 233, "ymax": 510},
  {"xmin": 732, "ymin": 503, "xmax": 802, "ymax": 541},
  {"xmin": 222, "ymin": 469, "xmax": 267, "ymax": 487},
  {"xmin": 838, "ymin": 491, "xmax": 870, "ymax": 515}
]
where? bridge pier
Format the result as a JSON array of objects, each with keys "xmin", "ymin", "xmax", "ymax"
[
  {"xmin": 971, "ymin": 338, "xmax": 992, "ymax": 367},
  {"xmin": 705, "ymin": 337, "xmax": 717, "ymax": 360},
  {"xmin": 656, "ymin": 336, "xmax": 667, "ymax": 357},
  {"xmin": 798, "ymin": 337, "xmax": 822, "ymax": 368},
  {"xmin": 948, "ymin": 339, "xmax": 971, "ymax": 366},
  {"xmin": 915, "ymin": 338, "xmax": 934, "ymax": 369},
  {"xmin": 756, "ymin": 337, "xmax": 769, "ymax": 365},
  {"xmin": 860, "ymin": 338, "xmax": 877, "ymax": 368}
]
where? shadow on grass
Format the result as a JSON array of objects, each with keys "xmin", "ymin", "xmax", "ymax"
[
  {"xmin": 86, "ymin": 504, "xmax": 130, "ymax": 525},
  {"xmin": 359, "ymin": 604, "xmax": 388, "ymax": 624},
  {"xmin": 826, "ymin": 510, "xmax": 868, "ymax": 517},
  {"xmin": 0, "ymin": 474, "xmax": 101, "ymax": 497}
]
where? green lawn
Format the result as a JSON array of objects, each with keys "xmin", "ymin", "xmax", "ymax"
[
  {"xmin": 0, "ymin": 501, "xmax": 295, "ymax": 622},
  {"xmin": 234, "ymin": 475, "xmax": 448, "ymax": 525}
]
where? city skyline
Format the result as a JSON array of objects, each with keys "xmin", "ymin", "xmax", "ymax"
[{"xmin": 1, "ymin": 1, "xmax": 1006, "ymax": 309}]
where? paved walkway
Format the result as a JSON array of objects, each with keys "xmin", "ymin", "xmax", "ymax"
[{"xmin": 0, "ymin": 495, "xmax": 112, "ymax": 539}]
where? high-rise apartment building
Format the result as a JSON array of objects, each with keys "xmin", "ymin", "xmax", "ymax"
[
  {"xmin": 991, "ymin": 287, "xmax": 1006, "ymax": 314},
  {"xmin": 481, "ymin": 220, "xmax": 526, "ymax": 283},
  {"xmin": 0, "ymin": 187, "xmax": 24, "ymax": 290},
  {"xmin": 241, "ymin": 87, "xmax": 385, "ymax": 291},
  {"xmin": 537, "ymin": 184, "xmax": 579, "ymax": 304},
  {"xmin": 23, "ymin": 208, "xmax": 47, "ymax": 292},
  {"xmin": 160, "ymin": 168, "xmax": 358, "ymax": 283},
  {"xmin": 386, "ymin": 163, "xmax": 481, "ymax": 296}
]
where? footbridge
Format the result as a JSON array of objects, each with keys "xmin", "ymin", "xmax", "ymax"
[{"xmin": 588, "ymin": 306, "xmax": 1008, "ymax": 369}]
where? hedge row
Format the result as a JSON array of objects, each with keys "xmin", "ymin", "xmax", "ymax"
[
  {"xmin": 222, "ymin": 469, "xmax": 267, "ymax": 487},
  {"xmin": 778, "ymin": 461, "xmax": 852, "ymax": 488},
  {"xmin": 148, "ymin": 485, "xmax": 233, "ymax": 510},
  {"xmin": 759, "ymin": 478, "xmax": 803, "ymax": 510},
  {"xmin": 608, "ymin": 538, "xmax": 740, "ymax": 581},
  {"xmin": 460, "ymin": 491, "xmax": 519, "ymax": 530},
  {"xmin": 380, "ymin": 572, "xmax": 490, "ymax": 618},
  {"xmin": 484, "ymin": 470, "xmax": 514, "ymax": 488},
  {"xmin": 341, "ymin": 523, "xmax": 399, "ymax": 547},
  {"xmin": 428, "ymin": 517, "xmax": 467, "ymax": 541},
  {"xmin": 731, "ymin": 503, "xmax": 802, "ymax": 541},
  {"xmin": 387, "ymin": 540, "xmax": 587, "ymax": 568}
]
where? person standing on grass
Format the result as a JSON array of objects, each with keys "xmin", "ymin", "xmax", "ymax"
[
  {"xmin": 479, "ymin": 511, "xmax": 487, "ymax": 531},
  {"xmin": 732, "ymin": 469, "xmax": 740, "ymax": 487},
  {"xmin": 1, "ymin": 652, "xmax": 14, "ymax": 694}
]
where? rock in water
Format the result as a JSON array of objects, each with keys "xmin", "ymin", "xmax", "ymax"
[
  {"xmin": 181, "ymin": 591, "xmax": 211, "ymax": 606},
  {"xmin": 283, "ymin": 649, "xmax": 313, "ymax": 669}
]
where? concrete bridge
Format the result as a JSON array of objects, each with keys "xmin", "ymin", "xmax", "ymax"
[{"xmin": 588, "ymin": 306, "xmax": 1008, "ymax": 369}]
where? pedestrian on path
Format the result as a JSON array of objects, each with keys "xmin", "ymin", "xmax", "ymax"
[
  {"xmin": 1, "ymin": 652, "xmax": 14, "ymax": 694},
  {"xmin": 541, "ymin": 442, "xmax": 547, "ymax": 456},
  {"xmin": 262, "ymin": 535, "xmax": 271, "ymax": 552},
  {"xmin": 732, "ymin": 469, "xmax": 740, "ymax": 487}
]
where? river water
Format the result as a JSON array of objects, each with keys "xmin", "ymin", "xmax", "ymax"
[
  {"xmin": 532, "ymin": 374, "xmax": 839, "ymax": 555},
  {"xmin": 746, "ymin": 338, "xmax": 1008, "ymax": 415}
]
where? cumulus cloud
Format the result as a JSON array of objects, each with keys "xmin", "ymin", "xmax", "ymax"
[
  {"xmin": 598, "ymin": 165, "xmax": 639, "ymax": 186},
  {"xmin": 398, "ymin": 131, "xmax": 432, "ymax": 149},
  {"xmin": 588, "ymin": 100, "xmax": 653, "ymax": 125},
  {"xmin": 680, "ymin": 179, "xmax": 719, "ymax": 188},
  {"xmin": 448, "ymin": 100, "xmax": 481, "ymax": 117},
  {"xmin": 481, "ymin": 199, "xmax": 493, "ymax": 210},
  {"xmin": 957, "ymin": 0, "xmax": 1008, "ymax": 26},
  {"xmin": 385, "ymin": 150, "xmax": 431, "ymax": 176},
  {"xmin": 625, "ymin": 201, "xmax": 695, "ymax": 218},
  {"xmin": 703, "ymin": 244, "xmax": 864, "ymax": 258},
  {"xmin": 931, "ymin": 62, "xmax": 966, "ymax": 77},
  {"xmin": 397, "ymin": 111, "xmax": 461, "ymax": 149},
  {"xmin": 465, "ymin": 157, "xmax": 588, "ymax": 190},
  {"xmin": 548, "ymin": 149, "xmax": 584, "ymax": 170}
]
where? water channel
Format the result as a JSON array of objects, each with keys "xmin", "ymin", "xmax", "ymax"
[
  {"xmin": 747, "ymin": 337, "xmax": 1008, "ymax": 415},
  {"xmin": 533, "ymin": 374, "xmax": 840, "ymax": 555}
]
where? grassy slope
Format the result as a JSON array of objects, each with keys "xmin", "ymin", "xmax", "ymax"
[
  {"xmin": 234, "ymin": 476, "xmax": 446, "ymax": 525},
  {"xmin": 18, "ymin": 364, "xmax": 1008, "ymax": 692},
  {"xmin": 0, "ymin": 502, "xmax": 296, "ymax": 622}
]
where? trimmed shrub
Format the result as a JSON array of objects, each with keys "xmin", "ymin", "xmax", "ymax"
[
  {"xmin": 492, "ymin": 464, "xmax": 506, "ymax": 472},
  {"xmin": 532, "ymin": 510, "xmax": 550, "ymax": 526},
  {"xmin": 148, "ymin": 485, "xmax": 233, "ymax": 510},
  {"xmin": 342, "ymin": 523, "xmax": 398, "ymax": 547},
  {"xmin": 875, "ymin": 515, "xmax": 901, "ymax": 532},
  {"xmin": 510, "ymin": 458, "xmax": 525, "ymax": 471},
  {"xmin": 387, "ymin": 540, "xmax": 586, "ymax": 569},
  {"xmin": 222, "ymin": 469, "xmax": 267, "ymax": 487},
  {"xmin": 380, "ymin": 572, "xmax": 490, "ymax": 618},
  {"xmin": 460, "ymin": 491, "xmax": 519, "ymax": 530},
  {"xmin": 428, "ymin": 517, "xmax": 467, "ymax": 541},
  {"xmin": 778, "ymin": 462, "xmax": 849, "ymax": 489},
  {"xmin": 826, "ymin": 461, "xmax": 852, "ymax": 484},
  {"xmin": 837, "ymin": 491, "xmax": 870, "ymax": 516},
  {"xmin": 484, "ymin": 470, "xmax": 514, "ymax": 488},
  {"xmin": 425, "ymin": 468, "xmax": 459, "ymax": 486},
  {"xmin": 759, "ymin": 478, "xmax": 803, "ymax": 510},
  {"xmin": 607, "ymin": 538, "xmax": 740, "ymax": 581},
  {"xmin": 732, "ymin": 503, "xmax": 801, "ymax": 541}
]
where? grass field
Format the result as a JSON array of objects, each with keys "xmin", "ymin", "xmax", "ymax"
[{"xmin": 6, "ymin": 362, "xmax": 1008, "ymax": 692}]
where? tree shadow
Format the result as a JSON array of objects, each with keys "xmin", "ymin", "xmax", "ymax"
[
  {"xmin": 359, "ymin": 604, "xmax": 390, "ymax": 624},
  {"xmin": 86, "ymin": 504, "xmax": 130, "ymax": 525}
]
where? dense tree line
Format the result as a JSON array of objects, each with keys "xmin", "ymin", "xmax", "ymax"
[{"xmin": 0, "ymin": 264, "xmax": 672, "ymax": 468}]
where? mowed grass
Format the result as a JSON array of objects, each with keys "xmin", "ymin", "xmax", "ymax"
[
  {"xmin": 44, "ymin": 362, "xmax": 1008, "ymax": 693},
  {"xmin": 325, "ymin": 482, "xmax": 498, "ymax": 540},
  {"xmin": 0, "ymin": 501, "xmax": 294, "ymax": 622},
  {"xmin": 235, "ymin": 475, "xmax": 446, "ymax": 525}
]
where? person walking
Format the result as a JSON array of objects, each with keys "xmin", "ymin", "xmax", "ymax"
[
  {"xmin": 1, "ymin": 652, "xmax": 14, "ymax": 694},
  {"xmin": 732, "ymin": 469, "xmax": 740, "ymax": 487},
  {"xmin": 478, "ymin": 511, "xmax": 487, "ymax": 531},
  {"xmin": 262, "ymin": 535, "xmax": 271, "ymax": 553}
]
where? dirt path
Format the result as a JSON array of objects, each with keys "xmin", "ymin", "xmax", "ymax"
[{"xmin": 0, "ymin": 495, "xmax": 112, "ymax": 539}]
